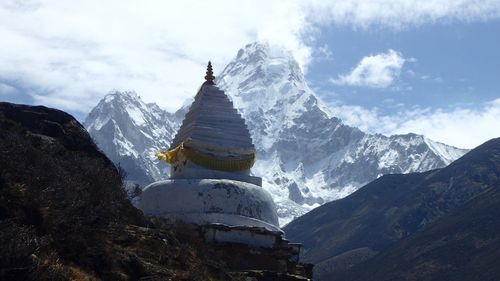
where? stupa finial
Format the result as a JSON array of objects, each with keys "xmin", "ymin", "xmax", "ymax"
[{"xmin": 204, "ymin": 61, "xmax": 215, "ymax": 84}]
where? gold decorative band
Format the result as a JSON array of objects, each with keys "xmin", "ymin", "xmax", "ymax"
[{"xmin": 156, "ymin": 142, "xmax": 256, "ymax": 172}]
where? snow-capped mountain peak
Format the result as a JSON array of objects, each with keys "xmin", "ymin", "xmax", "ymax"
[
  {"xmin": 218, "ymin": 42, "xmax": 333, "ymax": 151},
  {"xmin": 220, "ymin": 42, "xmax": 305, "ymax": 88},
  {"xmin": 84, "ymin": 90, "xmax": 179, "ymax": 185}
]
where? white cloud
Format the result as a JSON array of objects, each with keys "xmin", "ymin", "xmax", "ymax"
[
  {"xmin": 331, "ymin": 49, "xmax": 405, "ymax": 88},
  {"xmin": 307, "ymin": 0, "xmax": 500, "ymax": 30},
  {"xmin": 0, "ymin": 0, "xmax": 499, "ymax": 115},
  {"xmin": 0, "ymin": 0, "xmax": 311, "ymax": 114},
  {"xmin": 330, "ymin": 98, "xmax": 500, "ymax": 149},
  {"xmin": 314, "ymin": 44, "xmax": 333, "ymax": 61}
]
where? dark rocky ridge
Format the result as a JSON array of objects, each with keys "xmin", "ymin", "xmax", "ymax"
[
  {"xmin": 284, "ymin": 137, "xmax": 500, "ymax": 281},
  {"xmin": 0, "ymin": 102, "xmax": 218, "ymax": 280}
]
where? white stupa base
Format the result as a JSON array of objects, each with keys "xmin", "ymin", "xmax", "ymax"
[
  {"xmin": 139, "ymin": 178, "xmax": 280, "ymax": 232},
  {"xmin": 161, "ymin": 213, "xmax": 281, "ymax": 232},
  {"xmin": 171, "ymin": 164, "xmax": 262, "ymax": 186}
]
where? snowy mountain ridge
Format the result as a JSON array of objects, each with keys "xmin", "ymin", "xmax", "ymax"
[
  {"xmin": 85, "ymin": 91, "xmax": 180, "ymax": 185},
  {"xmin": 84, "ymin": 42, "xmax": 468, "ymax": 225}
]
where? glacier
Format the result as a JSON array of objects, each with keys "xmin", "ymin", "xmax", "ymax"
[{"xmin": 84, "ymin": 42, "xmax": 468, "ymax": 226}]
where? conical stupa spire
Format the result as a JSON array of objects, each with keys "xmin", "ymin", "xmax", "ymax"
[
  {"xmin": 160, "ymin": 61, "xmax": 256, "ymax": 172},
  {"xmin": 204, "ymin": 61, "xmax": 215, "ymax": 84}
]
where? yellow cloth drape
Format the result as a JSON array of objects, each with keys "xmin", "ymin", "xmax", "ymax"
[{"xmin": 156, "ymin": 142, "xmax": 255, "ymax": 172}]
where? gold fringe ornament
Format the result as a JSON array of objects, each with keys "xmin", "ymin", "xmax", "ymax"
[{"xmin": 156, "ymin": 141, "xmax": 255, "ymax": 172}]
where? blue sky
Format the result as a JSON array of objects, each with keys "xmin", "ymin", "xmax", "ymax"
[
  {"xmin": 309, "ymin": 20, "xmax": 500, "ymax": 113},
  {"xmin": 0, "ymin": 0, "xmax": 499, "ymax": 148}
]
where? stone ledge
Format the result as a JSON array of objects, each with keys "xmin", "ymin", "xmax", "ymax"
[{"xmin": 171, "ymin": 222, "xmax": 314, "ymax": 280}]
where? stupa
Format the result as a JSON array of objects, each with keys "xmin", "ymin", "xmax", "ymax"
[
  {"xmin": 138, "ymin": 63, "xmax": 313, "ymax": 279},
  {"xmin": 139, "ymin": 62, "xmax": 280, "ymax": 232}
]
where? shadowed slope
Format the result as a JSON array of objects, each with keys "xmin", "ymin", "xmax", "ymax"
[
  {"xmin": 284, "ymin": 138, "xmax": 500, "ymax": 280},
  {"xmin": 335, "ymin": 184, "xmax": 500, "ymax": 281}
]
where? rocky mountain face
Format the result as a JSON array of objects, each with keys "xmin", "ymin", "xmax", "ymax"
[
  {"xmin": 84, "ymin": 42, "xmax": 467, "ymax": 225},
  {"xmin": 284, "ymin": 137, "xmax": 500, "ymax": 281},
  {"xmin": 85, "ymin": 92, "xmax": 182, "ymax": 186}
]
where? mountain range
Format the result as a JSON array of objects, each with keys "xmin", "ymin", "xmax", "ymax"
[{"xmin": 84, "ymin": 42, "xmax": 468, "ymax": 225}]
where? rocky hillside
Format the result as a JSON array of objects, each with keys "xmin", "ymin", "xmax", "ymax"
[
  {"xmin": 340, "ymin": 184, "xmax": 500, "ymax": 281},
  {"xmin": 284, "ymin": 137, "xmax": 500, "ymax": 281},
  {"xmin": 1, "ymin": 102, "xmax": 313, "ymax": 281},
  {"xmin": 84, "ymin": 42, "xmax": 467, "ymax": 225}
]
